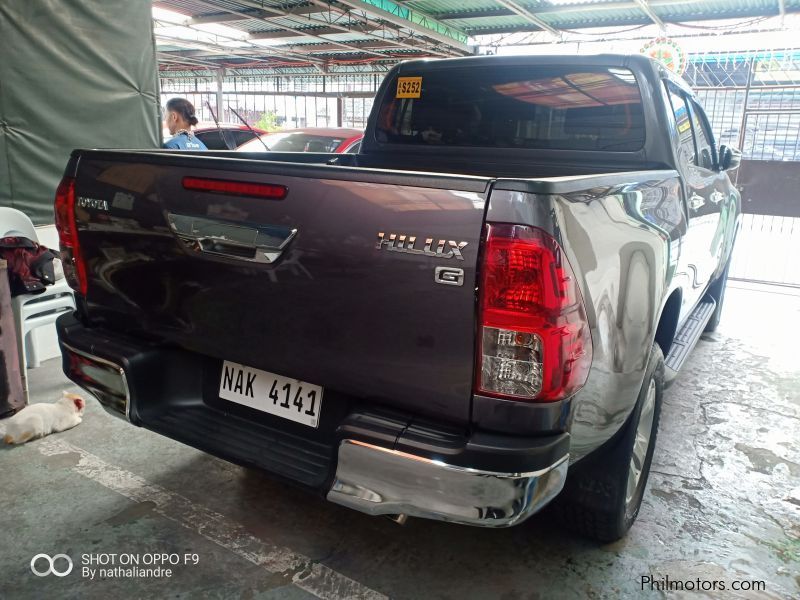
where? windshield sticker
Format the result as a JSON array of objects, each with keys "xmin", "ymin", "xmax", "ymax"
[{"xmin": 396, "ymin": 77, "xmax": 422, "ymax": 99}]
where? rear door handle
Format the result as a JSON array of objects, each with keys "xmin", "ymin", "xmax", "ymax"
[
  {"xmin": 167, "ymin": 213, "xmax": 297, "ymax": 264},
  {"xmin": 688, "ymin": 194, "xmax": 705, "ymax": 211}
]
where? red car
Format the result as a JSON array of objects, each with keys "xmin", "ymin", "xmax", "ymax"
[
  {"xmin": 236, "ymin": 127, "xmax": 363, "ymax": 154},
  {"xmin": 192, "ymin": 124, "xmax": 269, "ymax": 150}
]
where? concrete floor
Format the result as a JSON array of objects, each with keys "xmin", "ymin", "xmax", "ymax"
[{"xmin": 1, "ymin": 282, "xmax": 799, "ymax": 599}]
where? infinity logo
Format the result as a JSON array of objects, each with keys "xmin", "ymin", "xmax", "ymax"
[{"xmin": 30, "ymin": 553, "xmax": 73, "ymax": 577}]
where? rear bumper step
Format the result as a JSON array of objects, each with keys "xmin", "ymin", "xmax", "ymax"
[
  {"xmin": 145, "ymin": 404, "xmax": 334, "ymax": 488},
  {"xmin": 57, "ymin": 312, "xmax": 569, "ymax": 527}
]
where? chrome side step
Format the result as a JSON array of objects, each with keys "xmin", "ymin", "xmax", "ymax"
[{"xmin": 664, "ymin": 297, "xmax": 716, "ymax": 387}]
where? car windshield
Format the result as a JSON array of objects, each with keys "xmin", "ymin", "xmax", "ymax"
[
  {"xmin": 238, "ymin": 132, "xmax": 345, "ymax": 153},
  {"xmin": 375, "ymin": 65, "xmax": 645, "ymax": 152}
]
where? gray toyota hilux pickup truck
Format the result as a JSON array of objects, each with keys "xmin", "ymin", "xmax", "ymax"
[{"xmin": 55, "ymin": 54, "xmax": 740, "ymax": 541}]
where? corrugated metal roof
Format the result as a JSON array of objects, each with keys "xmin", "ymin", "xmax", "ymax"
[
  {"xmin": 155, "ymin": 0, "xmax": 800, "ymax": 72},
  {"xmin": 405, "ymin": 0, "xmax": 497, "ymax": 12},
  {"xmin": 444, "ymin": 15, "xmax": 527, "ymax": 30},
  {"xmin": 428, "ymin": 0, "xmax": 800, "ymax": 33},
  {"xmin": 235, "ymin": 19, "xmax": 327, "ymax": 33}
]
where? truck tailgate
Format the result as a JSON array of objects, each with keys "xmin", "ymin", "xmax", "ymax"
[{"xmin": 72, "ymin": 151, "xmax": 490, "ymax": 424}]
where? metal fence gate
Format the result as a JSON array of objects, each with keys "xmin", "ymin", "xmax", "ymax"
[
  {"xmin": 160, "ymin": 73, "xmax": 381, "ymax": 131},
  {"xmin": 689, "ymin": 50, "xmax": 800, "ymax": 287}
]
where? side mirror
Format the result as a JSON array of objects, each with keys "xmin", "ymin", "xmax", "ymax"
[{"xmin": 718, "ymin": 145, "xmax": 742, "ymax": 171}]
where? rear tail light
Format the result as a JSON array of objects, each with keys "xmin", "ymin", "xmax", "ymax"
[
  {"xmin": 54, "ymin": 176, "xmax": 88, "ymax": 295},
  {"xmin": 477, "ymin": 223, "xmax": 592, "ymax": 402}
]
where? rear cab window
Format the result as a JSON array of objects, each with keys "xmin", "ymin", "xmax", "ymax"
[{"xmin": 375, "ymin": 65, "xmax": 646, "ymax": 152}]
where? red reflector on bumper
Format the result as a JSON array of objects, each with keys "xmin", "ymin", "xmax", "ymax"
[{"xmin": 182, "ymin": 177, "xmax": 287, "ymax": 199}]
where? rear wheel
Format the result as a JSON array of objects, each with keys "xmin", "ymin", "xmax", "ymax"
[{"xmin": 554, "ymin": 343, "xmax": 664, "ymax": 542}]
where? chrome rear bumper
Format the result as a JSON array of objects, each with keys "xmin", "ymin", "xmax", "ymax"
[
  {"xmin": 61, "ymin": 342, "xmax": 131, "ymax": 421},
  {"xmin": 327, "ymin": 439, "xmax": 568, "ymax": 527},
  {"xmin": 58, "ymin": 314, "xmax": 569, "ymax": 527}
]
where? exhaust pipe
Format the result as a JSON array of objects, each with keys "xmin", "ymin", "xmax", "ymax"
[{"xmin": 386, "ymin": 514, "xmax": 408, "ymax": 526}]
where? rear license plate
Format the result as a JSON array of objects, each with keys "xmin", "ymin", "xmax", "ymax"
[{"xmin": 219, "ymin": 361, "xmax": 323, "ymax": 428}]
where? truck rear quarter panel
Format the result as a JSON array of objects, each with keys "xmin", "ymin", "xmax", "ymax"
[{"xmin": 487, "ymin": 172, "xmax": 685, "ymax": 462}]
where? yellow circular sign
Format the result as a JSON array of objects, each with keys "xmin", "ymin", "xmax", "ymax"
[{"xmin": 641, "ymin": 37, "xmax": 687, "ymax": 75}]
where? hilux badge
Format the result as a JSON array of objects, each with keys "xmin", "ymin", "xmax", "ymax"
[{"xmin": 376, "ymin": 232, "xmax": 467, "ymax": 260}]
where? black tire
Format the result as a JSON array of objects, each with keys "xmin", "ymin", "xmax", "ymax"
[
  {"xmin": 704, "ymin": 257, "xmax": 730, "ymax": 333},
  {"xmin": 553, "ymin": 343, "xmax": 664, "ymax": 542}
]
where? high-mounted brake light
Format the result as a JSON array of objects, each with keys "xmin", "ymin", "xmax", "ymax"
[
  {"xmin": 54, "ymin": 176, "xmax": 88, "ymax": 296},
  {"xmin": 477, "ymin": 223, "xmax": 592, "ymax": 402},
  {"xmin": 182, "ymin": 176, "xmax": 287, "ymax": 199}
]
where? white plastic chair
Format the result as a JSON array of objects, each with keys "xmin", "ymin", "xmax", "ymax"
[{"xmin": 0, "ymin": 208, "xmax": 75, "ymax": 398}]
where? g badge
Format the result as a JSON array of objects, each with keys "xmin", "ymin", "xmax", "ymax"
[{"xmin": 435, "ymin": 267, "xmax": 464, "ymax": 287}]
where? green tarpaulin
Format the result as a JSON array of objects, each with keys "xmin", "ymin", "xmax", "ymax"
[{"xmin": 0, "ymin": 0, "xmax": 160, "ymax": 224}]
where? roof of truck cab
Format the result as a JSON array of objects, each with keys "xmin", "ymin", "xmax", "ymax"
[
  {"xmin": 390, "ymin": 53, "xmax": 696, "ymax": 96},
  {"xmin": 394, "ymin": 53, "xmax": 657, "ymax": 71}
]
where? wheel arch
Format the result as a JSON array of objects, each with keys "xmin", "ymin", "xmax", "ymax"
[{"xmin": 654, "ymin": 288, "xmax": 682, "ymax": 356}]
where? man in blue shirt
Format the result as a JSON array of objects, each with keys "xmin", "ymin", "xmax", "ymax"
[{"xmin": 163, "ymin": 98, "xmax": 208, "ymax": 151}]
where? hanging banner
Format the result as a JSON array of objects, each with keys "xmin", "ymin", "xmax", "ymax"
[{"xmin": 0, "ymin": 1, "xmax": 160, "ymax": 224}]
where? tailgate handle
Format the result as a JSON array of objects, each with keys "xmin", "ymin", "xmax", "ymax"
[
  {"xmin": 197, "ymin": 237, "xmax": 274, "ymax": 262},
  {"xmin": 167, "ymin": 213, "xmax": 297, "ymax": 264}
]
